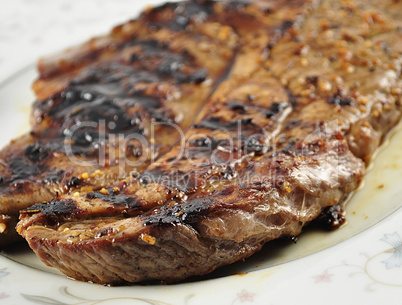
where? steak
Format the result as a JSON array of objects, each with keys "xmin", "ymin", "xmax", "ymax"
[
  {"xmin": 0, "ymin": 1, "xmax": 240, "ymax": 246},
  {"xmin": 15, "ymin": 0, "xmax": 402, "ymax": 285}
]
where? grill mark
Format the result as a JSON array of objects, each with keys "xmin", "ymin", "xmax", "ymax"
[
  {"xmin": 226, "ymin": 99, "xmax": 290, "ymax": 119},
  {"xmin": 280, "ymin": 20, "xmax": 295, "ymax": 32},
  {"xmin": 23, "ymin": 199, "xmax": 82, "ymax": 216},
  {"xmin": 67, "ymin": 0, "xmax": 300, "ymax": 195},
  {"xmin": 33, "ymin": 77, "xmax": 170, "ymax": 158},
  {"xmin": 143, "ymin": 1, "xmax": 214, "ymax": 31},
  {"xmin": 143, "ymin": 95, "xmax": 283, "ymax": 184},
  {"xmin": 24, "ymin": 143, "xmax": 49, "ymax": 162},
  {"xmin": 265, "ymin": 102, "xmax": 289, "ymax": 118},
  {"xmin": 44, "ymin": 170, "xmax": 65, "ymax": 184},
  {"xmin": 13, "ymin": 0, "xmax": 318, "ymax": 225},
  {"xmin": 33, "ymin": 33, "xmax": 210, "ymax": 156},
  {"xmin": 68, "ymin": 177, "xmax": 84, "ymax": 188},
  {"xmin": 86, "ymin": 191, "xmax": 142, "ymax": 209},
  {"xmin": 10, "ymin": 0, "xmax": 402, "ymax": 284},
  {"xmin": 8, "ymin": 158, "xmax": 39, "ymax": 183},
  {"xmin": 38, "ymin": 70, "xmax": 162, "ymax": 120},
  {"xmin": 124, "ymin": 40, "xmax": 207, "ymax": 84},
  {"xmin": 144, "ymin": 198, "xmax": 216, "ymax": 226},
  {"xmin": 142, "ymin": 79, "xmax": 292, "ymax": 188},
  {"xmin": 38, "ymin": 32, "xmax": 207, "ymax": 124},
  {"xmin": 2, "ymin": 2, "xmax": 240, "ymax": 199},
  {"xmin": 328, "ymin": 92, "xmax": 352, "ymax": 106},
  {"xmin": 228, "ymin": 102, "xmax": 247, "ymax": 114}
]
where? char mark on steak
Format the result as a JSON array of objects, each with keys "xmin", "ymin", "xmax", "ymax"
[
  {"xmin": 0, "ymin": 0, "xmax": 239, "ymax": 246},
  {"xmin": 15, "ymin": 0, "xmax": 402, "ymax": 284}
]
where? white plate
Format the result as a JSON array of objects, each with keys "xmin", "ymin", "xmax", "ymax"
[
  {"xmin": 1, "ymin": 6, "xmax": 402, "ymax": 305},
  {"xmin": 1, "ymin": 64, "xmax": 402, "ymax": 305}
]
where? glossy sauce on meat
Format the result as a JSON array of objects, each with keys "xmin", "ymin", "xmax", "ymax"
[{"xmin": 12, "ymin": 0, "xmax": 402, "ymax": 284}]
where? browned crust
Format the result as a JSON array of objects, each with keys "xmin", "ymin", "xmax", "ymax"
[{"xmin": 15, "ymin": 0, "xmax": 402, "ymax": 285}]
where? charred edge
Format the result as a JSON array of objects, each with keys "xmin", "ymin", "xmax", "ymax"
[
  {"xmin": 226, "ymin": 99, "xmax": 289, "ymax": 119},
  {"xmin": 0, "ymin": 158, "xmax": 41, "ymax": 187},
  {"xmin": 44, "ymin": 170, "xmax": 65, "ymax": 184},
  {"xmin": 228, "ymin": 102, "xmax": 247, "ymax": 114},
  {"xmin": 265, "ymin": 102, "xmax": 289, "ymax": 118},
  {"xmin": 279, "ymin": 235, "xmax": 299, "ymax": 244},
  {"xmin": 144, "ymin": 198, "xmax": 215, "ymax": 226},
  {"xmin": 177, "ymin": 69, "xmax": 207, "ymax": 84},
  {"xmin": 38, "ymin": 46, "xmax": 208, "ymax": 150},
  {"xmin": 143, "ymin": 0, "xmax": 214, "ymax": 32},
  {"xmin": 315, "ymin": 204, "xmax": 346, "ymax": 230},
  {"xmin": 328, "ymin": 92, "xmax": 352, "ymax": 106},
  {"xmin": 95, "ymin": 227, "xmax": 115, "ymax": 238},
  {"xmin": 126, "ymin": 39, "xmax": 172, "ymax": 63},
  {"xmin": 86, "ymin": 191, "xmax": 142, "ymax": 209},
  {"xmin": 43, "ymin": 81, "xmax": 159, "ymax": 120},
  {"xmin": 280, "ymin": 20, "xmax": 295, "ymax": 32},
  {"xmin": 35, "ymin": 85, "xmax": 169, "ymax": 157},
  {"xmin": 306, "ymin": 76, "xmax": 319, "ymax": 85},
  {"xmin": 22, "ymin": 199, "xmax": 81, "ymax": 216},
  {"xmin": 156, "ymin": 65, "xmax": 207, "ymax": 84},
  {"xmin": 8, "ymin": 158, "xmax": 39, "ymax": 182},
  {"xmin": 68, "ymin": 177, "xmax": 84, "ymax": 188},
  {"xmin": 59, "ymin": 98, "xmax": 144, "ymax": 133},
  {"xmin": 125, "ymin": 39, "xmax": 207, "ymax": 84},
  {"xmin": 24, "ymin": 143, "xmax": 49, "ymax": 162}
]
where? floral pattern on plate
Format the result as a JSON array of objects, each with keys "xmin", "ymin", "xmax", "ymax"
[{"xmin": 311, "ymin": 229, "xmax": 402, "ymax": 291}]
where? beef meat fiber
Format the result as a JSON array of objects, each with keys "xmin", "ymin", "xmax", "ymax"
[
  {"xmin": 15, "ymin": 0, "xmax": 402, "ymax": 284},
  {"xmin": 0, "ymin": 0, "xmax": 239, "ymax": 246}
]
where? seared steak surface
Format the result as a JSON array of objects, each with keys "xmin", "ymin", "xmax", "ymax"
[
  {"xmin": 0, "ymin": 1, "xmax": 239, "ymax": 246},
  {"xmin": 13, "ymin": 0, "xmax": 402, "ymax": 284}
]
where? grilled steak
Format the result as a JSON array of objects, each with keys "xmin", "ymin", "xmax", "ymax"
[
  {"xmin": 15, "ymin": 0, "xmax": 402, "ymax": 285},
  {"xmin": 0, "ymin": 1, "xmax": 239, "ymax": 246}
]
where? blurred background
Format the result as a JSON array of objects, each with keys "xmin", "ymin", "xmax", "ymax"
[{"xmin": 0, "ymin": 0, "xmax": 166, "ymax": 83}]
